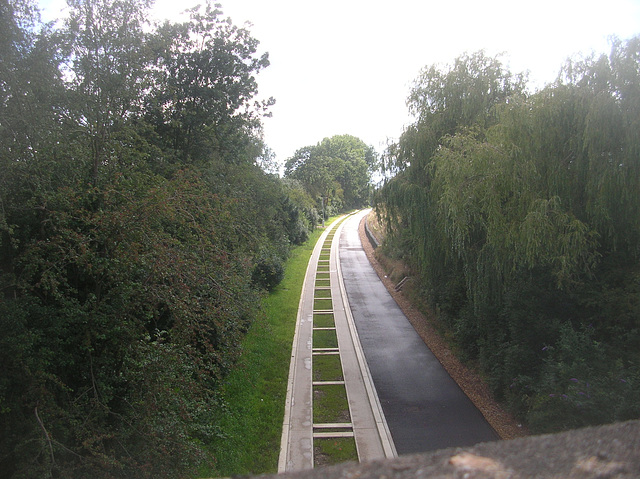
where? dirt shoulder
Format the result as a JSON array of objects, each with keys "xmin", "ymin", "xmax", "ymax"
[{"xmin": 358, "ymin": 211, "xmax": 529, "ymax": 440}]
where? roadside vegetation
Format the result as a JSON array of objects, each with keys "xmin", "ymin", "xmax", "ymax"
[
  {"xmin": 0, "ymin": 0, "xmax": 372, "ymax": 476},
  {"xmin": 2, "ymin": 0, "xmax": 638, "ymax": 476},
  {"xmin": 375, "ymin": 40, "xmax": 640, "ymax": 434},
  {"xmin": 200, "ymin": 219, "xmax": 335, "ymax": 477}
]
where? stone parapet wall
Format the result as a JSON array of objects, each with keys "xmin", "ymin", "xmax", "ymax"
[{"xmin": 259, "ymin": 420, "xmax": 639, "ymax": 479}]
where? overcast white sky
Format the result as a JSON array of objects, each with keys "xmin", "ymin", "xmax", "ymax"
[{"xmin": 40, "ymin": 0, "xmax": 640, "ymax": 165}]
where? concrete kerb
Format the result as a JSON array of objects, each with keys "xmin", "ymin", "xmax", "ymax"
[
  {"xmin": 333, "ymin": 211, "xmax": 397, "ymax": 460},
  {"xmin": 278, "ymin": 218, "xmax": 343, "ymax": 473},
  {"xmin": 278, "ymin": 212, "xmax": 397, "ymax": 473}
]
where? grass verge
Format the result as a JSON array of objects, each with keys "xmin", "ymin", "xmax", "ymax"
[
  {"xmin": 314, "ymin": 438, "xmax": 358, "ymax": 467},
  {"xmin": 313, "ymin": 354, "xmax": 343, "ymax": 382},
  {"xmin": 198, "ymin": 218, "xmax": 338, "ymax": 478},
  {"xmin": 313, "ymin": 384, "xmax": 350, "ymax": 423},
  {"xmin": 313, "ymin": 329, "xmax": 338, "ymax": 349}
]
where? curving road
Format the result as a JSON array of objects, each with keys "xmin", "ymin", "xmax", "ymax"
[{"xmin": 338, "ymin": 210, "xmax": 499, "ymax": 454}]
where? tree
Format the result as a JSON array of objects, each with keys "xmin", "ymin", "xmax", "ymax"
[
  {"xmin": 145, "ymin": 2, "xmax": 274, "ymax": 166},
  {"xmin": 63, "ymin": 0, "xmax": 154, "ymax": 184},
  {"xmin": 0, "ymin": 0, "xmax": 73, "ymax": 328},
  {"xmin": 375, "ymin": 43, "xmax": 640, "ymax": 433},
  {"xmin": 377, "ymin": 51, "xmax": 527, "ymax": 309},
  {"xmin": 386, "ymin": 51, "xmax": 527, "ymax": 174},
  {"xmin": 285, "ymin": 134, "xmax": 375, "ymax": 210},
  {"xmin": 0, "ymin": 1, "xmax": 291, "ymax": 476}
]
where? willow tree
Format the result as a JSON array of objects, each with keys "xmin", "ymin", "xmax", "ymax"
[
  {"xmin": 376, "ymin": 39, "xmax": 640, "ymax": 432},
  {"xmin": 377, "ymin": 51, "xmax": 527, "ymax": 311}
]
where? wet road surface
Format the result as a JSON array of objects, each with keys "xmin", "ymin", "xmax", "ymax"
[{"xmin": 339, "ymin": 211, "xmax": 499, "ymax": 454}]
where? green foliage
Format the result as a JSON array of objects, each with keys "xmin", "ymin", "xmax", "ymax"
[
  {"xmin": 144, "ymin": 2, "xmax": 274, "ymax": 166},
  {"xmin": 1, "ymin": 171, "xmax": 259, "ymax": 476},
  {"xmin": 0, "ymin": 0, "xmax": 314, "ymax": 477},
  {"xmin": 201, "ymin": 222, "xmax": 331, "ymax": 477},
  {"xmin": 376, "ymin": 41, "xmax": 640, "ymax": 433},
  {"xmin": 528, "ymin": 323, "xmax": 640, "ymax": 433},
  {"xmin": 252, "ymin": 252, "xmax": 285, "ymax": 291},
  {"xmin": 285, "ymin": 134, "xmax": 377, "ymax": 211},
  {"xmin": 63, "ymin": 0, "xmax": 155, "ymax": 184}
]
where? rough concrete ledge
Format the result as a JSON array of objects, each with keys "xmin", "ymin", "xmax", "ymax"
[
  {"xmin": 364, "ymin": 216, "xmax": 380, "ymax": 249},
  {"xmin": 259, "ymin": 420, "xmax": 639, "ymax": 478}
]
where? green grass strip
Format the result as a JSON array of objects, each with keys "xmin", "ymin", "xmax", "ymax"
[
  {"xmin": 313, "ymin": 384, "xmax": 351, "ymax": 423},
  {"xmin": 314, "ymin": 298, "xmax": 333, "ymax": 310},
  {"xmin": 314, "ymin": 437, "xmax": 358, "ymax": 467},
  {"xmin": 313, "ymin": 329, "xmax": 338, "ymax": 349},
  {"xmin": 313, "ymin": 354, "xmax": 344, "ymax": 382},
  {"xmin": 199, "ymin": 217, "xmax": 340, "ymax": 478},
  {"xmin": 314, "ymin": 313, "xmax": 335, "ymax": 328},
  {"xmin": 314, "ymin": 288, "xmax": 331, "ymax": 299}
]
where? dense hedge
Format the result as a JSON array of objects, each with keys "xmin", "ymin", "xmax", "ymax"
[{"xmin": 0, "ymin": 1, "xmax": 318, "ymax": 476}]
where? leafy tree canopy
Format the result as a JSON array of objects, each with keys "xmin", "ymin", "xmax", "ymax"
[
  {"xmin": 0, "ymin": 0, "xmax": 313, "ymax": 477},
  {"xmin": 284, "ymin": 134, "xmax": 377, "ymax": 211},
  {"xmin": 376, "ymin": 40, "xmax": 640, "ymax": 434}
]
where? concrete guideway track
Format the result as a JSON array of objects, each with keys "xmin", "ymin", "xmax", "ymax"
[
  {"xmin": 339, "ymin": 210, "xmax": 499, "ymax": 454},
  {"xmin": 278, "ymin": 215, "xmax": 396, "ymax": 473}
]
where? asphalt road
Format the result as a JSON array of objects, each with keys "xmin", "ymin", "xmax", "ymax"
[{"xmin": 338, "ymin": 211, "xmax": 499, "ymax": 454}]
